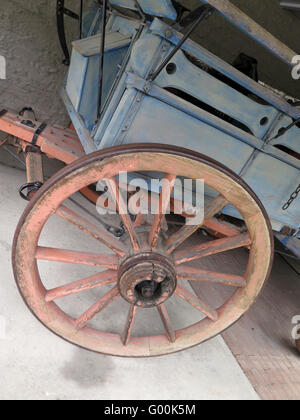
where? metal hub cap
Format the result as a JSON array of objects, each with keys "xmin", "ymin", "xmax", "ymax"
[{"xmin": 118, "ymin": 253, "xmax": 177, "ymax": 308}]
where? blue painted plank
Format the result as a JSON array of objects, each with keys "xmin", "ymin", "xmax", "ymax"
[
  {"xmin": 150, "ymin": 19, "xmax": 300, "ymax": 121},
  {"xmin": 109, "ymin": 0, "xmax": 138, "ymax": 11},
  {"xmin": 61, "ymin": 89, "xmax": 96, "ymax": 155},
  {"xmin": 106, "ymin": 92, "xmax": 255, "ymax": 174},
  {"xmin": 66, "ymin": 49, "xmax": 88, "ymax": 112},
  {"xmin": 275, "ymin": 234, "xmax": 300, "ymax": 257},
  {"xmin": 130, "ymin": 37, "xmax": 280, "ymax": 139},
  {"xmin": 122, "ymin": 93, "xmax": 300, "ymax": 230},
  {"xmin": 268, "ymin": 116, "xmax": 300, "ymax": 155},
  {"xmin": 78, "ymin": 47, "xmax": 129, "ymax": 130},
  {"xmin": 97, "ymin": 88, "xmax": 140, "ymax": 149},
  {"xmin": 110, "ymin": 0, "xmax": 177, "ymax": 20},
  {"xmin": 126, "ymin": 73, "xmax": 265, "ymax": 152},
  {"xmin": 138, "ymin": 0, "xmax": 177, "ymax": 19},
  {"xmin": 243, "ymin": 152, "xmax": 300, "ymax": 229}
]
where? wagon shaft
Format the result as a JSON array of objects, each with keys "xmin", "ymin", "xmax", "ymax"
[
  {"xmin": 202, "ymin": 0, "xmax": 298, "ymax": 66},
  {"xmin": 0, "ymin": 109, "xmax": 84, "ymax": 164}
]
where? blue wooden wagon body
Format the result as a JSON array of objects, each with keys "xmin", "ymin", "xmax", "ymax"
[{"xmin": 62, "ymin": 0, "xmax": 300, "ymax": 253}]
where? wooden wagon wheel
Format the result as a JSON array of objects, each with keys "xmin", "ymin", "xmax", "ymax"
[{"xmin": 12, "ymin": 144, "xmax": 273, "ymax": 357}]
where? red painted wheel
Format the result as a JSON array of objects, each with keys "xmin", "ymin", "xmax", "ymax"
[{"xmin": 12, "ymin": 144, "xmax": 273, "ymax": 357}]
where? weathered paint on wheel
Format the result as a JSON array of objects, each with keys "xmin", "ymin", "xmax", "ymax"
[{"xmin": 12, "ymin": 144, "xmax": 274, "ymax": 357}]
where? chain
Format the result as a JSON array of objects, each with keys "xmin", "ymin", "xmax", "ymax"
[{"xmin": 282, "ymin": 184, "xmax": 300, "ymax": 210}]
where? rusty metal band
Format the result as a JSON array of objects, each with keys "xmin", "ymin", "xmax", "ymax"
[
  {"xmin": 32, "ymin": 122, "xmax": 47, "ymax": 146},
  {"xmin": 0, "ymin": 109, "xmax": 8, "ymax": 117}
]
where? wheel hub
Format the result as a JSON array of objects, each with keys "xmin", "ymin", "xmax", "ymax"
[{"xmin": 118, "ymin": 253, "xmax": 177, "ymax": 308}]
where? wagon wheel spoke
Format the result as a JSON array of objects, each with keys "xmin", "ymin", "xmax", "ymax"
[
  {"xmin": 45, "ymin": 270, "xmax": 117, "ymax": 302},
  {"xmin": 75, "ymin": 286, "xmax": 120, "ymax": 330},
  {"xmin": 149, "ymin": 174, "xmax": 177, "ymax": 248},
  {"xmin": 56, "ymin": 205, "xmax": 126, "ymax": 256},
  {"xmin": 175, "ymin": 285, "xmax": 218, "ymax": 321},
  {"xmin": 106, "ymin": 178, "xmax": 141, "ymax": 251},
  {"xmin": 36, "ymin": 247, "xmax": 118, "ymax": 269},
  {"xmin": 157, "ymin": 304, "xmax": 176, "ymax": 343},
  {"xmin": 176, "ymin": 266, "xmax": 246, "ymax": 287},
  {"xmin": 121, "ymin": 305, "xmax": 138, "ymax": 346},
  {"xmin": 203, "ymin": 217, "xmax": 242, "ymax": 238},
  {"xmin": 165, "ymin": 195, "xmax": 228, "ymax": 254},
  {"xmin": 174, "ymin": 233, "xmax": 251, "ymax": 265}
]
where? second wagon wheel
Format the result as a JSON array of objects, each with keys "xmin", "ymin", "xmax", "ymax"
[{"xmin": 12, "ymin": 144, "xmax": 273, "ymax": 357}]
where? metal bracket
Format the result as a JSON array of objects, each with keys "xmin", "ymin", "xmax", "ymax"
[
  {"xmin": 32, "ymin": 122, "xmax": 47, "ymax": 146},
  {"xmin": 56, "ymin": 0, "xmax": 80, "ymax": 66},
  {"xmin": 19, "ymin": 182, "xmax": 43, "ymax": 201},
  {"xmin": 149, "ymin": 5, "xmax": 214, "ymax": 81},
  {"xmin": 24, "ymin": 145, "xmax": 40, "ymax": 154},
  {"xmin": 97, "ymin": 0, "xmax": 108, "ymax": 121},
  {"xmin": 0, "ymin": 109, "xmax": 8, "ymax": 117},
  {"xmin": 21, "ymin": 120, "xmax": 36, "ymax": 129},
  {"xmin": 171, "ymin": 1, "xmax": 190, "ymax": 24},
  {"xmin": 177, "ymin": 4, "xmax": 212, "ymax": 28},
  {"xmin": 19, "ymin": 106, "xmax": 37, "ymax": 120}
]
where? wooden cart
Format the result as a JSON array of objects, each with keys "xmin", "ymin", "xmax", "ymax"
[{"xmin": 1, "ymin": 0, "xmax": 300, "ymax": 356}]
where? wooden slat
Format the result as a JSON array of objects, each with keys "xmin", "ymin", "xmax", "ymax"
[
  {"xmin": 45, "ymin": 270, "xmax": 117, "ymax": 302},
  {"xmin": 75, "ymin": 286, "xmax": 120, "ymax": 330},
  {"xmin": 36, "ymin": 247, "xmax": 118, "ymax": 269},
  {"xmin": 174, "ymin": 233, "xmax": 251, "ymax": 265},
  {"xmin": 149, "ymin": 174, "xmax": 176, "ymax": 248},
  {"xmin": 157, "ymin": 304, "xmax": 176, "ymax": 343},
  {"xmin": 56, "ymin": 205, "xmax": 126, "ymax": 257},
  {"xmin": 203, "ymin": 217, "xmax": 242, "ymax": 238},
  {"xmin": 121, "ymin": 305, "xmax": 137, "ymax": 346},
  {"xmin": 106, "ymin": 178, "xmax": 141, "ymax": 251},
  {"xmin": 177, "ymin": 266, "xmax": 246, "ymax": 287},
  {"xmin": 165, "ymin": 195, "xmax": 228, "ymax": 254},
  {"xmin": 175, "ymin": 285, "xmax": 218, "ymax": 321},
  {"xmin": 0, "ymin": 109, "xmax": 84, "ymax": 164}
]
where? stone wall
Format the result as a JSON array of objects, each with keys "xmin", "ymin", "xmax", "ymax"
[{"xmin": 0, "ymin": 0, "xmax": 79, "ymax": 125}]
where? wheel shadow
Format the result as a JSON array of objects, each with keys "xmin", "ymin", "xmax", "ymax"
[{"xmin": 60, "ymin": 347, "xmax": 115, "ymax": 389}]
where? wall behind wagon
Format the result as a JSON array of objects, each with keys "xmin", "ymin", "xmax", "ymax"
[{"xmin": 0, "ymin": 0, "xmax": 80, "ymax": 126}]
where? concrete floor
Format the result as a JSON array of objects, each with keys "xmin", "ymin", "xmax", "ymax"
[{"xmin": 0, "ymin": 151, "xmax": 260, "ymax": 401}]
